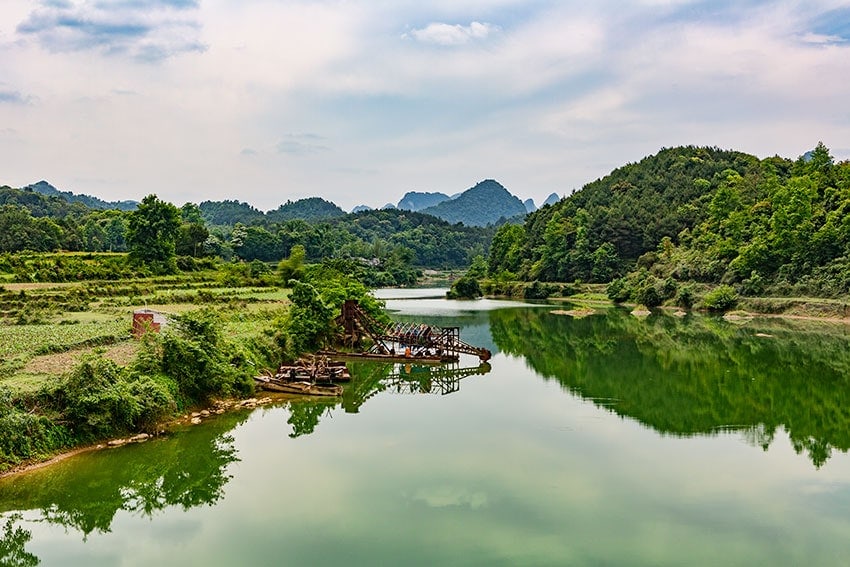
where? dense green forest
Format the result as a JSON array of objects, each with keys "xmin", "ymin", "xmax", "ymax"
[
  {"xmin": 489, "ymin": 144, "xmax": 850, "ymax": 301},
  {"xmin": 265, "ymin": 197, "xmax": 346, "ymax": 222},
  {"xmin": 26, "ymin": 180, "xmax": 138, "ymax": 211},
  {"xmin": 0, "ymin": 186, "xmax": 494, "ymax": 284},
  {"xmin": 8, "ymin": 142, "xmax": 850, "ymax": 301},
  {"xmin": 198, "ymin": 199, "xmax": 265, "ymax": 226},
  {"xmin": 198, "ymin": 196, "xmax": 345, "ymax": 226}
]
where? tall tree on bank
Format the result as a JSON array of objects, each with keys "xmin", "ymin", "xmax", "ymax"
[{"xmin": 127, "ymin": 194, "xmax": 182, "ymax": 274}]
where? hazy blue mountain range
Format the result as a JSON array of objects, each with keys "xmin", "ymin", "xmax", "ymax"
[
  {"xmin": 397, "ymin": 191, "xmax": 450, "ymax": 211},
  {"xmin": 8, "ymin": 178, "xmax": 540, "ymax": 227},
  {"xmin": 542, "ymin": 192, "xmax": 561, "ymax": 207},
  {"xmin": 26, "ymin": 180, "xmax": 138, "ymax": 211},
  {"xmin": 420, "ymin": 179, "xmax": 527, "ymax": 227}
]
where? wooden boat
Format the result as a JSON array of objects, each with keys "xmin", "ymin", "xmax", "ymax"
[
  {"xmin": 254, "ymin": 376, "xmax": 343, "ymax": 397},
  {"xmin": 274, "ymin": 356, "xmax": 351, "ymax": 383}
]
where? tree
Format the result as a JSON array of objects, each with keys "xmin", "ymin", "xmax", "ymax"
[
  {"xmin": 278, "ymin": 244, "xmax": 306, "ymax": 283},
  {"xmin": 447, "ymin": 276, "xmax": 482, "ymax": 299},
  {"xmin": 127, "ymin": 194, "xmax": 182, "ymax": 274},
  {"xmin": 287, "ymin": 281, "xmax": 335, "ymax": 353},
  {"xmin": 488, "ymin": 223, "xmax": 524, "ymax": 276}
]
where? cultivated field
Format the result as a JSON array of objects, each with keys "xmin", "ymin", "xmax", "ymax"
[{"xmin": 0, "ymin": 270, "xmax": 290, "ymax": 394}]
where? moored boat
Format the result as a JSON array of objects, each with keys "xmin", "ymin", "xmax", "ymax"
[
  {"xmin": 274, "ymin": 356, "xmax": 351, "ymax": 382},
  {"xmin": 254, "ymin": 376, "xmax": 343, "ymax": 397}
]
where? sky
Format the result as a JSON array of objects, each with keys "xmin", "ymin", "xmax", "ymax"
[{"xmin": 1, "ymin": 0, "xmax": 850, "ymax": 212}]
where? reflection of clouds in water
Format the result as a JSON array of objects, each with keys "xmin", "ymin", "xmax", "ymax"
[{"xmin": 411, "ymin": 486, "xmax": 488, "ymax": 510}]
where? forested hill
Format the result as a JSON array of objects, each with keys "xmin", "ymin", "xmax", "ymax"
[
  {"xmin": 1, "ymin": 184, "xmax": 90, "ymax": 218},
  {"xmin": 25, "ymin": 180, "xmax": 138, "ymax": 211},
  {"xmin": 489, "ymin": 143, "xmax": 850, "ymax": 297},
  {"xmin": 232, "ymin": 208, "xmax": 494, "ymax": 269},
  {"xmin": 265, "ymin": 197, "xmax": 345, "ymax": 222},
  {"xmin": 421, "ymin": 179, "xmax": 527, "ymax": 226},
  {"xmin": 199, "ymin": 199, "xmax": 265, "ymax": 225},
  {"xmin": 334, "ymin": 208, "xmax": 493, "ymax": 267}
]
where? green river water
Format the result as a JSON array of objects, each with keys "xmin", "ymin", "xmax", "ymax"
[{"xmin": 2, "ymin": 290, "xmax": 850, "ymax": 566}]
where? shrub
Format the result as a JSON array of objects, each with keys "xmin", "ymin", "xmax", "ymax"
[
  {"xmin": 160, "ymin": 310, "xmax": 242, "ymax": 401},
  {"xmin": 702, "ymin": 285, "xmax": 738, "ymax": 312},
  {"xmin": 287, "ymin": 281, "xmax": 336, "ymax": 353},
  {"xmin": 661, "ymin": 277, "xmax": 678, "ymax": 300},
  {"xmin": 607, "ymin": 277, "xmax": 631, "ymax": 303},
  {"xmin": 0, "ymin": 386, "xmax": 70, "ymax": 467},
  {"xmin": 524, "ymin": 280, "xmax": 555, "ymax": 300},
  {"xmin": 676, "ymin": 285, "xmax": 696, "ymax": 309},
  {"xmin": 740, "ymin": 271, "xmax": 765, "ymax": 296},
  {"xmin": 447, "ymin": 276, "xmax": 482, "ymax": 299},
  {"xmin": 635, "ymin": 281, "xmax": 662, "ymax": 308},
  {"xmin": 128, "ymin": 374, "xmax": 178, "ymax": 432},
  {"xmin": 58, "ymin": 356, "xmax": 141, "ymax": 439}
]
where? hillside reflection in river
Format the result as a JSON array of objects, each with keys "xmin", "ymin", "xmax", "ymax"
[
  {"xmin": 490, "ymin": 306, "xmax": 850, "ymax": 467},
  {"xmin": 0, "ymin": 409, "xmax": 245, "ymax": 548},
  {"xmin": 2, "ymin": 302, "xmax": 850, "ymax": 565}
]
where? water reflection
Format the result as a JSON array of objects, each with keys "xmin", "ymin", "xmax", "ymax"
[
  {"xmin": 0, "ymin": 514, "xmax": 39, "ymax": 567},
  {"xmin": 489, "ymin": 306, "xmax": 850, "ymax": 467},
  {"xmin": 0, "ymin": 411, "xmax": 247, "ymax": 541},
  {"xmin": 1, "ymin": 303, "xmax": 850, "ymax": 565},
  {"xmin": 287, "ymin": 362, "xmax": 491, "ymax": 438}
]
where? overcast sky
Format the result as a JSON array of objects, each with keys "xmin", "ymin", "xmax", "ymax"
[{"xmin": 1, "ymin": 0, "xmax": 849, "ymax": 212}]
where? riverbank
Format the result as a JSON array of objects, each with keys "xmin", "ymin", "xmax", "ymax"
[
  {"xmin": 0, "ymin": 395, "xmax": 280, "ymax": 479},
  {"xmin": 499, "ymin": 282, "xmax": 850, "ymax": 323}
]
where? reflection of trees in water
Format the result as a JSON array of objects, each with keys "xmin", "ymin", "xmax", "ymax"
[
  {"xmin": 0, "ymin": 514, "xmax": 39, "ymax": 567},
  {"xmin": 287, "ymin": 400, "xmax": 338, "ymax": 438},
  {"xmin": 0, "ymin": 411, "xmax": 247, "ymax": 538},
  {"xmin": 285, "ymin": 361, "xmax": 490, "ymax": 438},
  {"xmin": 490, "ymin": 306, "xmax": 850, "ymax": 468}
]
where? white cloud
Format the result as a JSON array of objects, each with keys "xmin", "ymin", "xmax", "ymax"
[
  {"xmin": 1, "ymin": 1, "xmax": 850, "ymax": 210},
  {"xmin": 798, "ymin": 32, "xmax": 846, "ymax": 45},
  {"xmin": 15, "ymin": 0, "xmax": 205, "ymax": 61},
  {"xmin": 406, "ymin": 21, "xmax": 499, "ymax": 46}
]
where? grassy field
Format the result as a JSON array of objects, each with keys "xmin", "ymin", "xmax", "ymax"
[{"xmin": 0, "ymin": 273, "xmax": 291, "ymax": 395}]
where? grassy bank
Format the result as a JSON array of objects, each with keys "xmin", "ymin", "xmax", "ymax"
[
  {"xmin": 0, "ymin": 272, "xmax": 292, "ymax": 472},
  {"xmin": 476, "ymin": 277, "xmax": 850, "ymax": 320},
  {"xmin": 0, "ymin": 254, "xmax": 389, "ymax": 473}
]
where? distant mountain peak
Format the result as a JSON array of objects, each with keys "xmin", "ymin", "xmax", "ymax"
[
  {"xmin": 25, "ymin": 180, "xmax": 138, "ymax": 211},
  {"xmin": 397, "ymin": 191, "xmax": 450, "ymax": 211},
  {"xmin": 524, "ymin": 198, "xmax": 536, "ymax": 213},
  {"xmin": 265, "ymin": 196, "xmax": 345, "ymax": 222},
  {"xmin": 542, "ymin": 192, "xmax": 560, "ymax": 206},
  {"xmin": 420, "ymin": 179, "xmax": 527, "ymax": 226}
]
